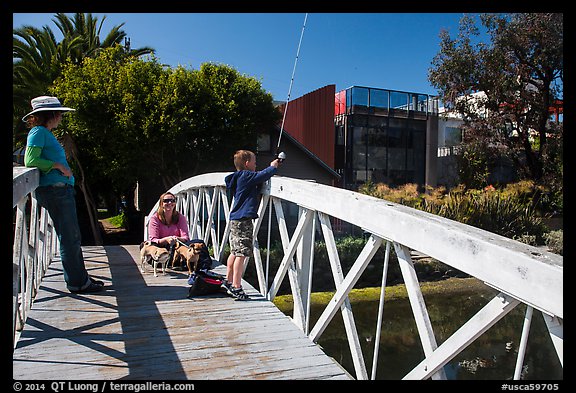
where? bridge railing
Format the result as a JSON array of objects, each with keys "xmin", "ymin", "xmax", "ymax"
[
  {"xmin": 147, "ymin": 172, "xmax": 563, "ymax": 380},
  {"xmin": 12, "ymin": 166, "xmax": 58, "ymax": 349}
]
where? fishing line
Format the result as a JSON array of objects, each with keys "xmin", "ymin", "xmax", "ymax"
[{"xmin": 276, "ymin": 12, "xmax": 308, "ymax": 162}]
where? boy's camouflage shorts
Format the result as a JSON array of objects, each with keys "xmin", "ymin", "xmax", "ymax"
[{"xmin": 229, "ymin": 219, "xmax": 254, "ymax": 257}]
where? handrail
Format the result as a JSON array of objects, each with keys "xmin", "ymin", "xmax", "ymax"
[
  {"xmin": 145, "ymin": 172, "xmax": 563, "ymax": 380},
  {"xmin": 12, "ymin": 166, "xmax": 58, "ymax": 349},
  {"xmin": 268, "ymin": 176, "xmax": 562, "ymax": 319}
]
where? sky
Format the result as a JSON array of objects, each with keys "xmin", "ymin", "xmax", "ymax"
[{"xmin": 12, "ymin": 13, "xmax": 487, "ymax": 102}]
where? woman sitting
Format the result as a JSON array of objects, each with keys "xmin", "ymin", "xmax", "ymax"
[{"xmin": 147, "ymin": 192, "xmax": 190, "ymax": 269}]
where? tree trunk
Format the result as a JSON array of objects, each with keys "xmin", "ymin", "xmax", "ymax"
[{"xmin": 60, "ymin": 132, "xmax": 103, "ymax": 245}]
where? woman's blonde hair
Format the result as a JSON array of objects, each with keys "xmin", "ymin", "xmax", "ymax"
[{"xmin": 156, "ymin": 192, "xmax": 180, "ymax": 225}]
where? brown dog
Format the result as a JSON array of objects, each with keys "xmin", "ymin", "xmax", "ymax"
[
  {"xmin": 173, "ymin": 242, "xmax": 204, "ymax": 276},
  {"xmin": 139, "ymin": 241, "xmax": 171, "ymax": 277}
]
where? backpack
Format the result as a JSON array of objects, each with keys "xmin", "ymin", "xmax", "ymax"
[
  {"xmin": 185, "ymin": 239, "xmax": 224, "ymax": 297},
  {"xmin": 187, "ymin": 270, "xmax": 225, "ymax": 297}
]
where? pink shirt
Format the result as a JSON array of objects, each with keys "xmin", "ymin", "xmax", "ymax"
[{"xmin": 148, "ymin": 212, "xmax": 190, "ymax": 243}]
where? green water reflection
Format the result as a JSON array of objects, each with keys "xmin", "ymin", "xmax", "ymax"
[{"xmin": 308, "ymin": 286, "xmax": 562, "ymax": 380}]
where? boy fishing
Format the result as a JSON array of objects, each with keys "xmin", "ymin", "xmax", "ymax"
[{"xmin": 224, "ymin": 150, "xmax": 280, "ymax": 300}]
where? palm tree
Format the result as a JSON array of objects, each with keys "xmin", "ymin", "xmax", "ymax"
[
  {"xmin": 52, "ymin": 13, "xmax": 154, "ymax": 63},
  {"xmin": 13, "ymin": 26, "xmax": 73, "ymax": 132},
  {"xmin": 13, "ymin": 13, "xmax": 155, "ymax": 245},
  {"xmin": 13, "ymin": 13, "xmax": 154, "ymax": 139}
]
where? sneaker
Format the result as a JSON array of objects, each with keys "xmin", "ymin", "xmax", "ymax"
[
  {"xmin": 90, "ymin": 277, "xmax": 104, "ymax": 286},
  {"xmin": 229, "ymin": 286, "xmax": 249, "ymax": 301},
  {"xmin": 70, "ymin": 281, "xmax": 104, "ymax": 294},
  {"xmin": 222, "ymin": 279, "xmax": 233, "ymax": 293}
]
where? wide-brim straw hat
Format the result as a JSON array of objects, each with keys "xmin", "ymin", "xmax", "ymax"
[{"xmin": 22, "ymin": 96, "xmax": 75, "ymax": 121}]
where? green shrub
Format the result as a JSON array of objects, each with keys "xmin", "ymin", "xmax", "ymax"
[
  {"xmin": 544, "ymin": 230, "xmax": 563, "ymax": 255},
  {"xmin": 465, "ymin": 190, "xmax": 547, "ymax": 244},
  {"xmin": 360, "ymin": 181, "xmax": 550, "ymax": 245}
]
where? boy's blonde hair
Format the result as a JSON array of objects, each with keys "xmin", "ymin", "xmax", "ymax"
[{"xmin": 233, "ymin": 150, "xmax": 255, "ymax": 170}]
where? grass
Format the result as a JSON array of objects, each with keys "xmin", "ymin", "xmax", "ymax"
[
  {"xmin": 272, "ymin": 277, "xmax": 495, "ymax": 313},
  {"xmin": 107, "ymin": 213, "xmax": 126, "ymax": 228}
]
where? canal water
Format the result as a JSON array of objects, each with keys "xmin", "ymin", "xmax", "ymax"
[{"xmin": 301, "ymin": 281, "xmax": 562, "ymax": 380}]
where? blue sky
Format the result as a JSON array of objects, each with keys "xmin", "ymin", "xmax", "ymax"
[{"xmin": 13, "ymin": 13, "xmax": 486, "ymax": 101}]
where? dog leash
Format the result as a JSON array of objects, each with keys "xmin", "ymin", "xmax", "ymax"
[{"xmin": 175, "ymin": 238, "xmax": 189, "ymax": 247}]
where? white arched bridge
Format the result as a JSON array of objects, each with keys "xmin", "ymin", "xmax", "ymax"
[{"xmin": 13, "ymin": 167, "xmax": 563, "ymax": 380}]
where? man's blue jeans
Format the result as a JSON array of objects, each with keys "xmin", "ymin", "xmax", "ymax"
[{"xmin": 35, "ymin": 184, "xmax": 90, "ymax": 292}]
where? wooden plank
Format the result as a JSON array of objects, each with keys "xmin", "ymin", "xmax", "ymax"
[{"xmin": 13, "ymin": 245, "xmax": 351, "ymax": 380}]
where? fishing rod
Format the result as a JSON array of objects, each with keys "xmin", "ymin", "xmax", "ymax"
[{"xmin": 276, "ymin": 12, "xmax": 308, "ymax": 163}]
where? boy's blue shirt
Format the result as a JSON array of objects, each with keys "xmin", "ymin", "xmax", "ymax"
[{"xmin": 225, "ymin": 166, "xmax": 277, "ymax": 220}]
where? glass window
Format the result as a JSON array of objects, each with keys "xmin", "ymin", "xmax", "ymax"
[
  {"xmin": 445, "ymin": 127, "xmax": 462, "ymax": 146},
  {"xmin": 387, "ymin": 119, "xmax": 406, "ymax": 185},
  {"xmin": 367, "ymin": 127, "xmax": 387, "ymax": 174},
  {"xmin": 390, "ymin": 91, "xmax": 409, "ymax": 111},
  {"xmin": 370, "ymin": 89, "xmax": 389, "ymax": 110},
  {"xmin": 412, "ymin": 127, "xmax": 426, "ymax": 185},
  {"xmin": 351, "ymin": 87, "xmax": 369, "ymax": 113},
  {"xmin": 351, "ymin": 87, "xmax": 369, "ymax": 106},
  {"xmin": 351, "ymin": 126, "xmax": 370, "ymax": 186},
  {"xmin": 346, "ymin": 88, "xmax": 352, "ymax": 114},
  {"xmin": 351, "ymin": 126, "xmax": 367, "ymax": 170},
  {"xmin": 368, "ymin": 115, "xmax": 387, "ymax": 128},
  {"xmin": 417, "ymin": 94, "xmax": 429, "ymax": 112},
  {"xmin": 387, "ymin": 119, "xmax": 405, "ymax": 148}
]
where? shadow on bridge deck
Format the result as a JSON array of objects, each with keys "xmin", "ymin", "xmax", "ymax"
[{"xmin": 13, "ymin": 245, "xmax": 351, "ymax": 380}]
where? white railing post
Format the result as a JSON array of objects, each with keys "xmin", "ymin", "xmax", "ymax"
[
  {"xmin": 542, "ymin": 313, "xmax": 563, "ymax": 367},
  {"xmin": 217, "ymin": 188, "xmax": 231, "ymax": 263},
  {"xmin": 395, "ymin": 242, "xmax": 447, "ymax": 380},
  {"xmin": 294, "ymin": 206, "xmax": 314, "ymax": 332},
  {"xmin": 371, "ymin": 240, "xmax": 391, "ymax": 380},
  {"xmin": 514, "ymin": 306, "xmax": 533, "ymax": 380},
  {"xmin": 13, "ymin": 199, "xmax": 27, "ymax": 341},
  {"xmin": 251, "ymin": 193, "xmax": 270, "ymax": 294},
  {"xmin": 318, "ymin": 212, "xmax": 368, "ymax": 380}
]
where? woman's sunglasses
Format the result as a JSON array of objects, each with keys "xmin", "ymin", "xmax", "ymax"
[{"xmin": 162, "ymin": 198, "xmax": 176, "ymax": 204}]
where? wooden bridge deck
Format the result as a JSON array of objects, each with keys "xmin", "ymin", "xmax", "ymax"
[{"xmin": 13, "ymin": 245, "xmax": 351, "ymax": 380}]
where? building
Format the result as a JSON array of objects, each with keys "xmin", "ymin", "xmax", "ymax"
[
  {"xmin": 334, "ymin": 86, "xmax": 439, "ymax": 189},
  {"xmin": 270, "ymin": 85, "xmax": 338, "ymax": 184},
  {"xmin": 435, "ymin": 92, "xmax": 564, "ymax": 187},
  {"xmin": 270, "ymin": 85, "xmax": 440, "ymax": 191}
]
